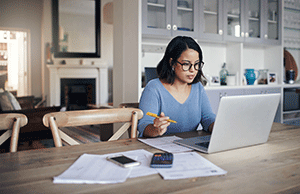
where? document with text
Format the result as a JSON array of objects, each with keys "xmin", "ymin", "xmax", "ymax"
[
  {"xmin": 155, "ymin": 152, "xmax": 227, "ymax": 180},
  {"xmin": 138, "ymin": 136, "xmax": 193, "ymax": 153},
  {"xmin": 53, "ymin": 149, "xmax": 157, "ymax": 184}
]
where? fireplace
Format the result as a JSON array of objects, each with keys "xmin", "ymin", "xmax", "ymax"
[
  {"xmin": 61, "ymin": 78, "xmax": 96, "ymax": 110},
  {"xmin": 47, "ymin": 64, "xmax": 108, "ymax": 107}
]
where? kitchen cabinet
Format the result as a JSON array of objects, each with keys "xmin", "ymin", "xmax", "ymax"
[
  {"xmin": 206, "ymin": 88, "xmax": 243, "ymax": 114},
  {"xmin": 142, "ymin": 0, "xmax": 282, "ymax": 45},
  {"xmin": 198, "ymin": 0, "xmax": 223, "ymax": 41},
  {"xmin": 142, "ymin": 0, "xmax": 199, "ymax": 37},
  {"xmin": 223, "ymin": 0, "xmax": 282, "ymax": 45},
  {"xmin": 262, "ymin": 0, "xmax": 282, "ymax": 45},
  {"xmin": 205, "ymin": 87, "xmax": 281, "ymax": 122}
]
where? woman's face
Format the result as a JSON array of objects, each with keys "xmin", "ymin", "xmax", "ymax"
[{"xmin": 172, "ymin": 48, "xmax": 199, "ymax": 84}]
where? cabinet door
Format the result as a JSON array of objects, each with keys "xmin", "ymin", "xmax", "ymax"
[
  {"xmin": 206, "ymin": 88, "xmax": 243, "ymax": 114},
  {"xmin": 261, "ymin": 0, "xmax": 282, "ymax": 45},
  {"xmin": 206, "ymin": 89, "xmax": 221, "ymax": 114},
  {"xmin": 172, "ymin": 0, "xmax": 199, "ymax": 37},
  {"xmin": 223, "ymin": 0, "xmax": 245, "ymax": 42},
  {"xmin": 244, "ymin": 0, "xmax": 264, "ymax": 43},
  {"xmin": 199, "ymin": 0, "xmax": 223, "ymax": 41},
  {"xmin": 142, "ymin": 0, "xmax": 172, "ymax": 36}
]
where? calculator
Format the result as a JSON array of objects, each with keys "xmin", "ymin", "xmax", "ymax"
[{"xmin": 150, "ymin": 153, "xmax": 173, "ymax": 168}]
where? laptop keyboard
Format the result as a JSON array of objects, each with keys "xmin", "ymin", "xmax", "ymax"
[
  {"xmin": 194, "ymin": 135, "xmax": 211, "ymax": 148},
  {"xmin": 195, "ymin": 141, "xmax": 210, "ymax": 148}
]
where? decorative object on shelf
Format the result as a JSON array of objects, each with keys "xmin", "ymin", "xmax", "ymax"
[
  {"xmin": 209, "ymin": 75, "xmax": 220, "ymax": 86},
  {"xmin": 268, "ymin": 72, "xmax": 278, "ymax": 85},
  {"xmin": 284, "ymin": 49, "xmax": 298, "ymax": 82},
  {"xmin": 227, "ymin": 74, "xmax": 236, "ymax": 86},
  {"xmin": 45, "ymin": 43, "xmax": 53, "ymax": 64},
  {"xmin": 219, "ymin": 63, "xmax": 228, "ymax": 85},
  {"xmin": 286, "ymin": 70, "xmax": 295, "ymax": 84},
  {"xmin": 244, "ymin": 69, "xmax": 260, "ymax": 85},
  {"xmin": 257, "ymin": 69, "xmax": 269, "ymax": 85}
]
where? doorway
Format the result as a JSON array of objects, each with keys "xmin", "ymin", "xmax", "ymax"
[{"xmin": 0, "ymin": 29, "xmax": 29, "ymax": 96}]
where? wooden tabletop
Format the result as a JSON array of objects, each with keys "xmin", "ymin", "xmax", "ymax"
[{"xmin": 0, "ymin": 122, "xmax": 299, "ymax": 194}]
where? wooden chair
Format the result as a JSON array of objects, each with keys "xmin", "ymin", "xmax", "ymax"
[
  {"xmin": 42, "ymin": 108, "xmax": 143, "ymax": 147},
  {"xmin": 119, "ymin": 102, "xmax": 139, "ymax": 108},
  {"xmin": 0, "ymin": 113, "xmax": 28, "ymax": 152}
]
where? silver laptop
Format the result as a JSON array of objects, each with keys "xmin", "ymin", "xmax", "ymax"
[{"xmin": 173, "ymin": 93, "xmax": 280, "ymax": 154}]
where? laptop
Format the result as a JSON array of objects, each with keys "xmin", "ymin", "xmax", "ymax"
[{"xmin": 173, "ymin": 93, "xmax": 281, "ymax": 154}]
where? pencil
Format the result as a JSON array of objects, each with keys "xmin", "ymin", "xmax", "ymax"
[{"xmin": 146, "ymin": 112, "xmax": 177, "ymax": 123}]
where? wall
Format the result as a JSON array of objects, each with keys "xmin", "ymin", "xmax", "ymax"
[
  {"xmin": 42, "ymin": 0, "xmax": 114, "ymax": 105},
  {"xmin": 0, "ymin": 0, "xmax": 43, "ymax": 97}
]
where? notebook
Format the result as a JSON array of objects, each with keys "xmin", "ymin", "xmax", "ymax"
[{"xmin": 173, "ymin": 93, "xmax": 281, "ymax": 154}]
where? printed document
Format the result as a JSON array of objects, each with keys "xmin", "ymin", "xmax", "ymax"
[
  {"xmin": 53, "ymin": 149, "xmax": 157, "ymax": 184},
  {"xmin": 138, "ymin": 136, "xmax": 193, "ymax": 153},
  {"xmin": 155, "ymin": 152, "xmax": 227, "ymax": 180}
]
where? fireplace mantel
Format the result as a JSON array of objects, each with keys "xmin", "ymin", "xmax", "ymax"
[{"xmin": 47, "ymin": 64, "xmax": 108, "ymax": 106}]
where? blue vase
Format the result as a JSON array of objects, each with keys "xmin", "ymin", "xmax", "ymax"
[{"xmin": 244, "ymin": 69, "xmax": 260, "ymax": 85}]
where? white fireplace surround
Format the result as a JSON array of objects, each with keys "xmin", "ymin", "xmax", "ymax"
[{"xmin": 47, "ymin": 64, "xmax": 108, "ymax": 107}]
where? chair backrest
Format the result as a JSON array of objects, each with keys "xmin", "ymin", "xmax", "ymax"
[
  {"xmin": 43, "ymin": 108, "xmax": 143, "ymax": 147},
  {"xmin": 0, "ymin": 113, "xmax": 28, "ymax": 152},
  {"xmin": 119, "ymin": 102, "xmax": 139, "ymax": 108}
]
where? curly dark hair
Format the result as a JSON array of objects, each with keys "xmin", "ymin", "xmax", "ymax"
[{"xmin": 157, "ymin": 36, "xmax": 204, "ymax": 85}]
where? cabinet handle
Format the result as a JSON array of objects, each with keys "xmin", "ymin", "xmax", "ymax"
[
  {"xmin": 264, "ymin": 34, "xmax": 268, "ymax": 39},
  {"xmin": 173, "ymin": 25, "xmax": 177, "ymax": 31},
  {"xmin": 219, "ymin": 30, "xmax": 223, "ymax": 35},
  {"xmin": 245, "ymin": 32, "xmax": 249, "ymax": 37},
  {"xmin": 219, "ymin": 92, "xmax": 227, "ymax": 99},
  {"xmin": 167, "ymin": 24, "xmax": 171, "ymax": 30}
]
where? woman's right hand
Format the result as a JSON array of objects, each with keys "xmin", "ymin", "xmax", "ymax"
[{"xmin": 144, "ymin": 112, "xmax": 170, "ymax": 137}]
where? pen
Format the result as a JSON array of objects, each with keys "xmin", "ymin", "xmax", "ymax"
[{"xmin": 146, "ymin": 112, "xmax": 177, "ymax": 123}]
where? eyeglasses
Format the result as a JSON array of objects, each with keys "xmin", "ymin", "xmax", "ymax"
[{"xmin": 176, "ymin": 61, "xmax": 204, "ymax": 71}]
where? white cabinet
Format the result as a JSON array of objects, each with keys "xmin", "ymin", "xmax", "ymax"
[
  {"xmin": 205, "ymin": 87, "xmax": 281, "ymax": 122},
  {"xmin": 142, "ymin": 0, "xmax": 199, "ymax": 37}
]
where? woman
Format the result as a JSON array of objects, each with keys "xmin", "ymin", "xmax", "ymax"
[{"xmin": 138, "ymin": 36, "xmax": 215, "ymax": 137}]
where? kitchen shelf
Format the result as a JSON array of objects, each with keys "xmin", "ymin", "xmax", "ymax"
[
  {"xmin": 267, "ymin": 20, "xmax": 278, "ymax": 24},
  {"xmin": 147, "ymin": 2, "xmax": 165, "ymax": 8},
  {"xmin": 284, "ymin": 7, "xmax": 300, "ymax": 13},
  {"xmin": 227, "ymin": 14, "xmax": 240, "ymax": 19},
  {"xmin": 177, "ymin": 7, "xmax": 193, "ymax": 12},
  {"xmin": 249, "ymin": 17, "xmax": 260, "ymax": 21},
  {"xmin": 204, "ymin": 10, "xmax": 218, "ymax": 15},
  {"xmin": 283, "ymin": 110, "xmax": 300, "ymax": 114},
  {"xmin": 284, "ymin": 27, "xmax": 300, "ymax": 31}
]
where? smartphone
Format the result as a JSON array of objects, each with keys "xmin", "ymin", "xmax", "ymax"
[
  {"xmin": 150, "ymin": 153, "xmax": 173, "ymax": 168},
  {"xmin": 106, "ymin": 155, "xmax": 141, "ymax": 168}
]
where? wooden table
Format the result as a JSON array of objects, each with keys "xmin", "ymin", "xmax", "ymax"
[{"xmin": 1, "ymin": 123, "xmax": 299, "ymax": 193}]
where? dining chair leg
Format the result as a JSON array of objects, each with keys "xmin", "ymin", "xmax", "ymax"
[
  {"xmin": 49, "ymin": 116, "xmax": 63, "ymax": 147},
  {"xmin": 10, "ymin": 117, "xmax": 21, "ymax": 152},
  {"xmin": 131, "ymin": 111, "xmax": 138, "ymax": 139}
]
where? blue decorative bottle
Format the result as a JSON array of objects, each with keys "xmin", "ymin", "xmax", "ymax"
[{"xmin": 220, "ymin": 63, "xmax": 228, "ymax": 85}]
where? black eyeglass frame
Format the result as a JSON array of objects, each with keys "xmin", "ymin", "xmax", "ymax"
[{"xmin": 176, "ymin": 61, "xmax": 205, "ymax": 71}]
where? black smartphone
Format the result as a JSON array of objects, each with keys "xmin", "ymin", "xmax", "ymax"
[
  {"xmin": 150, "ymin": 153, "xmax": 173, "ymax": 168},
  {"xmin": 106, "ymin": 155, "xmax": 141, "ymax": 168}
]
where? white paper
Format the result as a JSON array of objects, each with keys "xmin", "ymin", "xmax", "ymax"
[
  {"xmin": 156, "ymin": 152, "xmax": 227, "ymax": 180},
  {"xmin": 53, "ymin": 149, "xmax": 157, "ymax": 184},
  {"xmin": 121, "ymin": 149, "xmax": 158, "ymax": 178},
  {"xmin": 138, "ymin": 136, "xmax": 193, "ymax": 153}
]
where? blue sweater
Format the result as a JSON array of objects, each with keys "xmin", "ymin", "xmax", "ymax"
[{"xmin": 138, "ymin": 78, "xmax": 216, "ymax": 137}]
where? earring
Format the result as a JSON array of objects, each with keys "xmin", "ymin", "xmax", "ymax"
[{"xmin": 172, "ymin": 66, "xmax": 175, "ymax": 71}]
